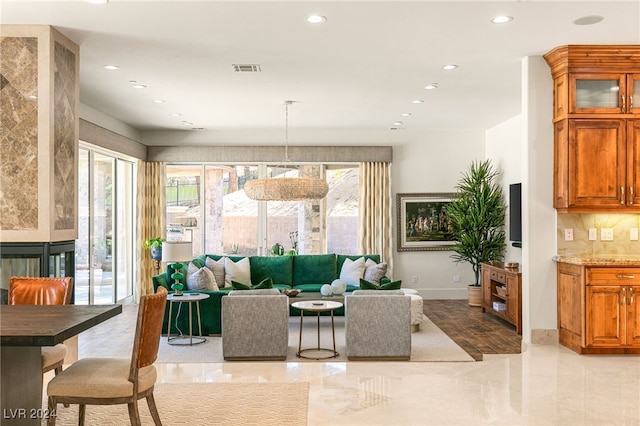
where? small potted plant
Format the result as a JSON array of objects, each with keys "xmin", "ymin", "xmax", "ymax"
[
  {"xmin": 445, "ymin": 159, "xmax": 506, "ymax": 306},
  {"xmin": 143, "ymin": 237, "xmax": 165, "ymax": 261}
]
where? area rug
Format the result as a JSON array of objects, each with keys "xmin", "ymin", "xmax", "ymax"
[
  {"xmin": 45, "ymin": 382, "xmax": 309, "ymax": 425},
  {"xmin": 78, "ymin": 305, "xmax": 474, "ymax": 363},
  {"xmin": 154, "ymin": 316, "xmax": 475, "ymax": 363}
]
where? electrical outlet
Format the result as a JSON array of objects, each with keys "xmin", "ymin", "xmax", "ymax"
[
  {"xmin": 588, "ymin": 228, "xmax": 597, "ymax": 241},
  {"xmin": 412, "ymin": 275, "xmax": 418, "ymax": 283},
  {"xmin": 564, "ymin": 228, "xmax": 574, "ymax": 241},
  {"xmin": 453, "ymin": 275, "xmax": 461, "ymax": 283},
  {"xmin": 631, "ymin": 228, "xmax": 639, "ymax": 241},
  {"xmin": 601, "ymin": 228, "xmax": 614, "ymax": 241}
]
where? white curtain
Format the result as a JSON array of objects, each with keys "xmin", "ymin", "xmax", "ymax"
[
  {"xmin": 358, "ymin": 162, "xmax": 393, "ymax": 276},
  {"xmin": 136, "ymin": 161, "xmax": 165, "ymax": 300}
]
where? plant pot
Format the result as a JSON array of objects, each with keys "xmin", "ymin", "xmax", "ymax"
[
  {"xmin": 150, "ymin": 246, "xmax": 162, "ymax": 261},
  {"xmin": 467, "ymin": 285, "xmax": 481, "ymax": 307}
]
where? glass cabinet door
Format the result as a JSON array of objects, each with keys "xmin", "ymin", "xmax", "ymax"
[{"xmin": 571, "ymin": 74, "xmax": 625, "ymax": 113}]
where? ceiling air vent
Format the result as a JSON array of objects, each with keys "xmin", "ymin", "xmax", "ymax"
[{"xmin": 232, "ymin": 64, "xmax": 261, "ymax": 72}]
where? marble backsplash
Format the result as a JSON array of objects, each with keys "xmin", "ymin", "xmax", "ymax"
[{"xmin": 557, "ymin": 213, "xmax": 640, "ymax": 256}]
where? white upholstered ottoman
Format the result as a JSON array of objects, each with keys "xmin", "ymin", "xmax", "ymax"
[{"xmin": 401, "ymin": 289, "xmax": 423, "ymax": 332}]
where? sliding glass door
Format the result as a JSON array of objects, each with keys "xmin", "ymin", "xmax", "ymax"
[{"xmin": 77, "ymin": 147, "xmax": 135, "ymax": 304}]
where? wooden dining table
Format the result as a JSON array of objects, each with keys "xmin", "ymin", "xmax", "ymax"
[{"xmin": 0, "ymin": 304, "xmax": 122, "ymax": 425}]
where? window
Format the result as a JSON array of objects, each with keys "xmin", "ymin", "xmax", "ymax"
[{"xmin": 165, "ymin": 163, "xmax": 358, "ymax": 256}]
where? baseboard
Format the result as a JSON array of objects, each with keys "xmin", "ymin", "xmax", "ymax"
[{"xmin": 413, "ymin": 288, "xmax": 468, "ymax": 300}]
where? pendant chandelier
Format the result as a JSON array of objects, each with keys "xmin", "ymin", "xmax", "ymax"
[{"xmin": 244, "ymin": 100, "xmax": 329, "ymax": 201}]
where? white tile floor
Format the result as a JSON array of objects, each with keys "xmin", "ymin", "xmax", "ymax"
[
  {"xmin": 150, "ymin": 345, "xmax": 640, "ymax": 425},
  {"xmin": 78, "ymin": 303, "xmax": 640, "ymax": 425}
]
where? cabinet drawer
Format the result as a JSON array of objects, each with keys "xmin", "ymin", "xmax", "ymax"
[
  {"xmin": 587, "ymin": 268, "xmax": 640, "ymax": 285},
  {"xmin": 489, "ymin": 269, "xmax": 506, "ymax": 284}
]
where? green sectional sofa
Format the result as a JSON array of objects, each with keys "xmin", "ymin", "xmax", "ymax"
[{"xmin": 153, "ymin": 253, "xmax": 383, "ymax": 336}]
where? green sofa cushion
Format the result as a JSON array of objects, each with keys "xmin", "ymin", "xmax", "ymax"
[
  {"xmin": 293, "ymin": 283, "xmax": 324, "ymax": 292},
  {"xmin": 250, "ymin": 256, "xmax": 293, "ymax": 286},
  {"xmin": 293, "ymin": 254, "xmax": 336, "ymax": 285},
  {"xmin": 359, "ymin": 278, "xmax": 402, "ymax": 290},
  {"xmin": 231, "ymin": 276, "xmax": 273, "ymax": 290}
]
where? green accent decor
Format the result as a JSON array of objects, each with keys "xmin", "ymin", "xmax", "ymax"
[
  {"xmin": 170, "ymin": 262, "xmax": 186, "ymax": 295},
  {"xmin": 231, "ymin": 276, "xmax": 273, "ymax": 290},
  {"xmin": 359, "ymin": 278, "xmax": 402, "ymax": 290}
]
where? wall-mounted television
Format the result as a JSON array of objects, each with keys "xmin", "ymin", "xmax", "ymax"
[{"xmin": 509, "ymin": 183, "xmax": 522, "ymax": 248}]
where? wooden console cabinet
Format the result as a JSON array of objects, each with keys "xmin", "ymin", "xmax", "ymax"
[
  {"xmin": 544, "ymin": 45, "xmax": 640, "ymax": 212},
  {"xmin": 557, "ymin": 261, "xmax": 640, "ymax": 354},
  {"xmin": 480, "ymin": 262, "xmax": 522, "ymax": 334}
]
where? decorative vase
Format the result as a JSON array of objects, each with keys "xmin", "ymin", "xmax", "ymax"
[
  {"xmin": 467, "ymin": 285, "xmax": 481, "ymax": 307},
  {"xmin": 320, "ymin": 284, "xmax": 333, "ymax": 297},
  {"xmin": 330, "ymin": 279, "xmax": 346, "ymax": 295},
  {"xmin": 150, "ymin": 246, "xmax": 162, "ymax": 261}
]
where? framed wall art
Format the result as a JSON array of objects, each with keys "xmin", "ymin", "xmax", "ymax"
[{"xmin": 396, "ymin": 192, "xmax": 457, "ymax": 251}]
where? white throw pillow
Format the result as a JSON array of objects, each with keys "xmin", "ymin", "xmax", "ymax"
[
  {"xmin": 186, "ymin": 263, "xmax": 219, "ymax": 291},
  {"xmin": 339, "ymin": 257, "xmax": 366, "ymax": 287},
  {"xmin": 364, "ymin": 259, "xmax": 388, "ymax": 284},
  {"xmin": 224, "ymin": 257, "xmax": 251, "ymax": 288},
  {"xmin": 205, "ymin": 256, "xmax": 226, "ymax": 288}
]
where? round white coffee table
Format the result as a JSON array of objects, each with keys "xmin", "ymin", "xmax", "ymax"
[
  {"xmin": 291, "ymin": 300, "xmax": 343, "ymax": 359},
  {"xmin": 166, "ymin": 292, "xmax": 210, "ymax": 345}
]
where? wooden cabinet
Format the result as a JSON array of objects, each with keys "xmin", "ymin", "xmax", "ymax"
[
  {"xmin": 545, "ymin": 45, "xmax": 640, "ymax": 212},
  {"xmin": 557, "ymin": 262, "xmax": 640, "ymax": 354},
  {"xmin": 480, "ymin": 262, "xmax": 522, "ymax": 334},
  {"xmin": 570, "ymin": 73, "xmax": 640, "ymax": 114}
]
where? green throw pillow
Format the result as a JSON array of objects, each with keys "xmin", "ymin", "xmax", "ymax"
[
  {"xmin": 359, "ymin": 278, "xmax": 402, "ymax": 290},
  {"xmin": 231, "ymin": 276, "xmax": 273, "ymax": 290}
]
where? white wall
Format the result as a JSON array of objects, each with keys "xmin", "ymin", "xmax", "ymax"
[
  {"xmin": 521, "ymin": 55, "xmax": 557, "ymax": 343},
  {"xmin": 391, "ymin": 129, "xmax": 485, "ymax": 299},
  {"xmin": 486, "ymin": 115, "xmax": 523, "ymax": 265}
]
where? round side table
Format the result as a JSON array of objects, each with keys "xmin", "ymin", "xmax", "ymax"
[
  {"xmin": 166, "ymin": 292, "xmax": 210, "ymax": 345},
  {"xmin": 291, "ymin": 300, "xmax": 343, "ymax": 359}
]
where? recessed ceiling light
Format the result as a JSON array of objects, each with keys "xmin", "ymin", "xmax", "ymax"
[
  {"xmin": 424, "ymin": 83, "xmax": 438, "ymax": 90},
  {"xmin": 83, "ymin": 0, "xmax": 108, "ymax": 4},
  {"xmin": 573, "ymin": 15, "xmax": 604, "ymax": 26},
  {"xmin": 131, "ymin": 84, "xmax": 146, "ymax": 89},
  {"xmin": 412, "ymin": 100, "xmax": 424, "ymax": 104},
  {"xmin": 306, "ymin": 15, "xmax": 327, "ymax": 24},
  {"xmin": 170, "ymin": 113, "xmax": 182, "ymax": 117},
  {"xmin": 103, "ymin": 65, "xmax": 119, "ymax": 70},
  {"xmin": 181, "ymin": 121, "xmax": 193, "ymax": 126},
  {"xmin": 152, "ymin": 99, "xmax": 165, "ymax": 103},
  {"xmin": 393, "ymin": 121, "xmax": 403, "ymax": 126},
  {"xmin": 401, "ymin": 113, "xmax": 412, "ymax": 117},
  {"xmin": 442, "ymin": 64, "xmax": 458, "ymax": 71},
  {"xmin": 491, "ymin": 16, "xmax": 513, "ymax": 24}
]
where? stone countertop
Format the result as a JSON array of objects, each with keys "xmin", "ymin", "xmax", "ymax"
[{"xmin": 553, "ymin": 255, "xmax": 640, "ymax": 266}]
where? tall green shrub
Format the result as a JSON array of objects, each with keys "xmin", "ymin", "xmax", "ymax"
[{"xmin": 445, "ymin": 160, "xmax": 506, "ymax": 286}]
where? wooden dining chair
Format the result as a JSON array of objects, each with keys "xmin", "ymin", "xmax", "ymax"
[
  {"xmin": 46, "ymin": 286, "xmax": 168, "ymax": 426},
  {"xmin": 8, "ymin": 276, "xmax": 74, "ymax": 375}
]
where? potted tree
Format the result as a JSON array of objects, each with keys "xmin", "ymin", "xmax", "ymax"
[
  {"xmin": 143, "ymin": 237, "xmax": 165, "ymax": 261},
  {"xmin": 445, "ymin": 160, "xmax": 506, "ymax": 306}
]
